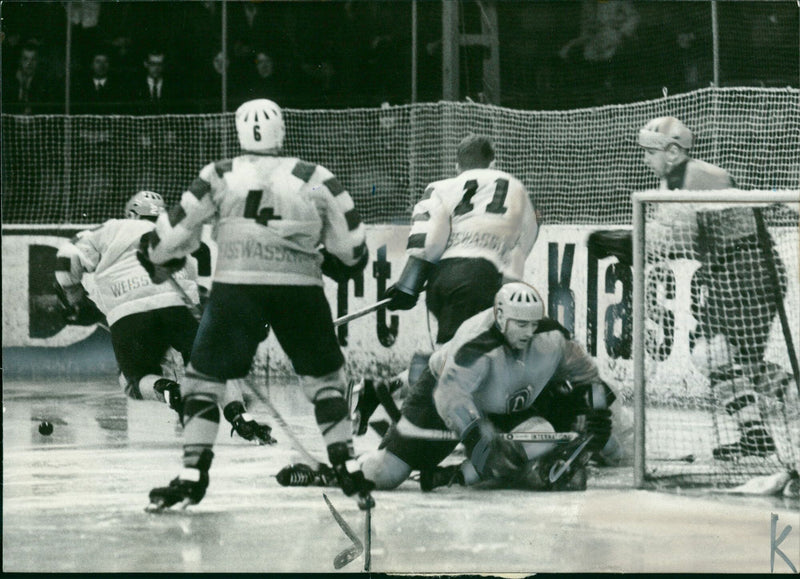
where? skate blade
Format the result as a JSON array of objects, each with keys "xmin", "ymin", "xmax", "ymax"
[{"xmin": 144, "ymin": 498, "xmax": 192, "ymax": 513}]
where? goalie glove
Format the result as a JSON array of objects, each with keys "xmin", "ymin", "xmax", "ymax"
[
  {"xmin": 462, "ymin": 419, "xmax": 527, "ymax": 481},
  {"xmin": 587, "ymin": 229, "xmax": 632, "ymax": 267},
  {"xmin": 385, "ymin": 255, "xmax": 435, "ymax": 311},
  {"xmin": 53, "ymin": 282, "xmax": 106, "ymax": 326},
  {"xmin": 319, "ymin": 247, "xmax": 368, "ymax": 284},
  {"xmin": 137, "ymin": 231, "xmax": 186, "ymax": 284}
]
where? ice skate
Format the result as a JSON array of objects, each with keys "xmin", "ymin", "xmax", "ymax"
[
  {"xmin": 146, "ymin": 468, "xmax": 209, "ymax": 513},
  {"xmin": 713, "ymin": 426, "xmax": 776, "ymax": 461},
  {"xmin": 419, "ymin": 465, "xmax": 464, "ymax": 492},
  {"xmin": 230, "ymin": 413, "xmax": 276, "ymax": 445},
  {"xmin": 276, "ymin": 463, "xmax": 337, "ymax": 487}
]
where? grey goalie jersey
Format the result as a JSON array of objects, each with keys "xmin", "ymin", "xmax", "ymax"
[
  {"xmin": 150, "ymin": 155, "xmax": 367, "ymax": 286},
  {"xmin": 430, "ymin": 309, "xmax": 600, "ymax": 437}
]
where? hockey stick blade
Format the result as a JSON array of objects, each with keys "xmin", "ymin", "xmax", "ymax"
[
  {"xmin": 323, "ymin": 493, "xmax": 363, "ymax": 569},
  {"xmin": 549, "ymin": 435, "xmax": 593, "ymax": 484},
  {"xmin": 334, "ymin": 298, "xmax": 391, "ymax": 327}
]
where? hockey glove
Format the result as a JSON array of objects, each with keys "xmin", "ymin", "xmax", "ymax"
[
  {"xmin": 137, "ymin": 231, "xmax": 186, "ymax": 284},
  {"xmin": 53, "ymin": 282, "xmax": 106, "ymax": 326},
  {"xmin": 462, "ymin": 419, "xmax": 527, "ymax": 481},
  {"xmin": 587, "ymin": 230, "xmax": 633, "ymax": 267},
  {"xmin": 385, "ymin": 256, "xmax": 435, "ymax": 311},
  {"xmin": 585, "ymin": 408, "xmax": 613, "ymax": 451},
  {"xmin": 320, "ymin": 247, "xmax": 368, "ymax": 284}
]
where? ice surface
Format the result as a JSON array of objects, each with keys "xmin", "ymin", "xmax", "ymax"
[{"xmin": 3, "ymin": 378, "xmax": 798, "ymax": 573}]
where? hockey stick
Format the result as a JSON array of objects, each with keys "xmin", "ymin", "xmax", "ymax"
[
  {"xmin": 753, "ymin": 207, "xmax": 800, "ymax": 397},
  {"xmin": 323, "ymin": 493, "xmax": 364, "ymax": 569},
  {"xmin": 231, "ymin": 377, "xmax": 324, "ymax": 469},
  {"xmin": 166, "ymin": 276, "xmax": 203, "ymax": 321},
  {"xmin": 395, "ymin": 418, "xmax": 579, "ymax": 442},
  {"xmin": 548, "ymin": 382, "xmax": 608, "ymax": 485},
  {"xmin": 333, "ymin": 298, "xmax": 391, "ymax": 327},
  {"xmin": 364, "ymin": 505, "xmax": 372, "ymax": 572}
]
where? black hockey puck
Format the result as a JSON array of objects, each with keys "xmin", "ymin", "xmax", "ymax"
[{"xmin": 38, "ymin": 421, "xmax": 54, "ymax": 436}]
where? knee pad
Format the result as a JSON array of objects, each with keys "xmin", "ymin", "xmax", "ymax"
[
  {"xmin": 358, "ymin": 449, "xmax": 412, "ymax": 490},
  {"xmin": 183, "ymin": 394, "xmax": 220, "ymax": 423},
  {"xmin": 183, "ymin": 364, "xmax": 226, "ymax": 399},
  {"xmin": 300, "ymin": 367, "xmax": 347, "ymax": 402}
]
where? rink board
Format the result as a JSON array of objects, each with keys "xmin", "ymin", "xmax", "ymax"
[{"xmin": 3, "ymin": 378, "xmax": 798, "ymax": 574}]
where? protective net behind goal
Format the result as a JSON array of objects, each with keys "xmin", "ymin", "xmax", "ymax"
[
  {"xmin": 2, "ymin": 87, "xmax": 798, "ymax": 225},
  {"xmin": 634, "ymin": 191, "xmax": 799, "ymax": 489}
]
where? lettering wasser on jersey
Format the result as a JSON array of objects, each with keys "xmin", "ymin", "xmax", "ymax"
[
  {"xmin": 56, "ymin": 219, "xmax": 199, "ymax": 325},
  {"xmin": 150, "ymin": 155, "xmax": 366, "ymax": 286},
  {"xmin": 407, "ymin": 168, "xmax": 538, "ymax": 279}
]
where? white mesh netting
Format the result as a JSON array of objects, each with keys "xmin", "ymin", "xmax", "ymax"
[
  {"xmin": 639, "ymin": 194, "xmax": 799, "ymax": 488},
  {"xmin": 2, "ymin": 87, "xmax": 799, "ymax": 225}
]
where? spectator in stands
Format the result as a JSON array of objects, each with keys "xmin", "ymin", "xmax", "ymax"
[
  {"xmin": 74, "ymin": 49, "xmax": 124, "ymax": 114},
  {"xmin": 132, "ymin": 49, "xmax": 182, "ymax": 114},
  {"xmin": 237, "ymin": 51, "xmax": 291, "ymax": 108},
  {"xmin": 5, "ymin": 41, "xmax": 56, "ymax": 114},
  {"xmin": 195, "ymin": 49, "xmax": 230, "ymax": 113}
]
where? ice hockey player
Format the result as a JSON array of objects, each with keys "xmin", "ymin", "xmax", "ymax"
[
  {"xmin": 54, "ymin": 190, "xmax": 275, "ymax": 445},
  {"xmin": 281, "ymin": 282, "xmax": 616, "ymax": 492},
  {"xmin": 138, "ymin": 99, "xmax": 373, "ymax": 511},
  {"xmin": 350, "ymin": 134, "xmax": 540, "ymax": 436},
  {"xmin": 588, "ymin": 115, "xmax": 791, "ymax": 460}
]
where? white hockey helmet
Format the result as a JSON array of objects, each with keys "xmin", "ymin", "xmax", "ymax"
[
  {"xmin": 125, "ymin": 190, "xmax": 165, "ymax": 220},
  {"xmin": 638, "ymin": 116, "xmax": 693, "ymax": 151},
  {"xmin": 235, "ymin": 98, "xmax": 285, "ymax": 152},
  {"xmin": 494, "ymin": 282, "xmax": 545, "ymax": 332}
]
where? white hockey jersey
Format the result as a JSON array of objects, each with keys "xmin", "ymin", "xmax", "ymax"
[
  {"xmin": 56, "ymin": 219, "xmax": 199, "ymax": 325},
  {"xmin": 406, "ymin": 168, "xmax": 539, "ymax": 280},
  {"xmin": 149, "ymin": 154, "xmax": 366, "ymax": 286},
  {"xmin": 430, "ymin": 309, "xmax": 600, "ymax": 436}
]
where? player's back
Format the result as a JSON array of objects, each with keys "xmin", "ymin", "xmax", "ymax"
[
  {"xmin": 70, "ymin": 218, "xmax": 198, "ymax": 324},
  {"xmin": 208, "ymin": 154, "xmax": 332, "ymax": 286},
  {"xmin": 424, "ymin": 168, "xmax": 537, "ymax": 270}
]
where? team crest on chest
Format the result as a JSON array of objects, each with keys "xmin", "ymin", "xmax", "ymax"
[{"xmin": 507, "ymin": 387, "xmax": 532, "ymax": 413}]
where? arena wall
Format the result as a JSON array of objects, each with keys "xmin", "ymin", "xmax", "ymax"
[{"xmin": 3, "ymin": 222, "xmax": 796, "ymax": 398}]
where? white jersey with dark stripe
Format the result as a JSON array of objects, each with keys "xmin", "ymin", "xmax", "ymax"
[
  {"xmin": 56, "ymin": 219, "xmax": 199, "ymax": 325},
  {"xmin": 406, "ymin": 168, "xmax": 538, "ymax": 279},
  {"xmin": 149, "ymin": 154, "xmax": 367, "ymax": 286},
  {"xmin": 429, "ymin": 308, "xmax": 600, "ymax": 436}
]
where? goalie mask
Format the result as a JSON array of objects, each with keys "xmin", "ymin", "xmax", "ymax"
[
  {"xmin": 638, "ymin": 116, "xmax": 693, "ymax": 151},
  {"xmin": 125, "ymin": 190, "xmax": 165, "ymax": 220},
  {"xmin": 494, "ymin": 282, "xmax": 544, "ymax": 348},
  {"xmin": 236, "ymin": 98, "xmax": 285, "ymax": 153}
]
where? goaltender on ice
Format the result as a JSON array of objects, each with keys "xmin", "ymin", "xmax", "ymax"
[
  {"xmin": 588, "ymin": 116, "xmax": 791, "ymax": 462},
  {"xmin": 281, "ymin": 282, "xmax": 620, "ymax": 492},
  {"xmin": 54, "ymin": 190, "xmax": 276, "ymax": 445},
  {"xmin": 138, "ymin": 98, "xmax": 374, "ymax": 511}
]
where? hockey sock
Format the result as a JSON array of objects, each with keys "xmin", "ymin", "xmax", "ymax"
[
  {"xmin": 314, "ymin": 394, "xmax": 355, "ymax": 461},
  {"xmin": 182, "ymin": 394, "xmax": 220, "ymax": 469}
]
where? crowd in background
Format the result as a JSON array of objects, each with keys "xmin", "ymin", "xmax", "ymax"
[{"xmin": 2, "ymin": 1, "xmax": 797, "ymax": 115}]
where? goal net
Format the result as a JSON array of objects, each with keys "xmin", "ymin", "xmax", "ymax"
[{"xmin": 633, "ymin": 190, "xmax": 800, "ymax": 489}]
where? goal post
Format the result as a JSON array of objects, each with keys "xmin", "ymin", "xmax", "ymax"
[{"xmin": 632, "ymin": 189, "xmax": 800, "ymax": 490}]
